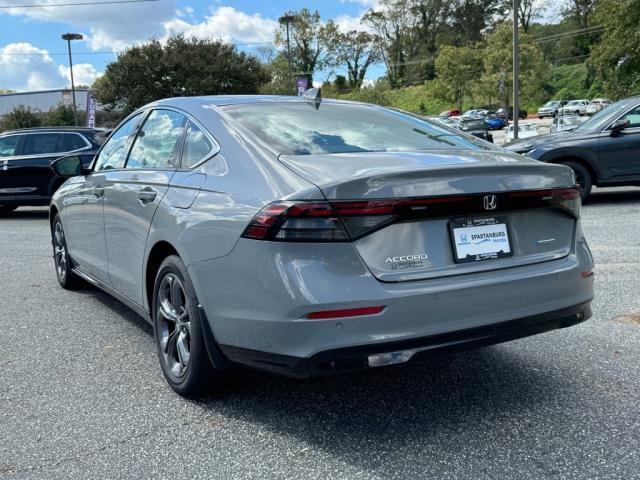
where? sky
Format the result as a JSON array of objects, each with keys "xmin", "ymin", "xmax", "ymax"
[
  {"xmin": 0, "ymin": 0, "xmax": 384, "ymax": 91},
  {"xmin": 0, "ymin": 0, "xmax": 561, "ymax": 92}
]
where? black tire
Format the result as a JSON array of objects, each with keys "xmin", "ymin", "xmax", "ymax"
[
  {"xmin": 0, "ymin": 205, "xmax": 17, "ymax": 215},
  {"xmin": 52, "ymin": 214, "xmax": 82, "ymax": 289},
  {"xmin": 563, "ymin": 161, "xmax": 592, "ymax": 202},
  {"xmin": 152, "ymin": 255, "xmax": 222, "ymax": 396},
  {"xmin": 538, "ymin": 116, "xmax": 543, "ymax": 120}
]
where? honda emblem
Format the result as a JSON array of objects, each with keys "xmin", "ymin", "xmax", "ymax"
[{"xmin": 483, "ymin": 194, "xmax": 497, "ymax": 210}]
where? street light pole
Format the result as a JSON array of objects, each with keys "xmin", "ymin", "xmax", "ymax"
[
  {"xmin": 278, "ymin": 14, "xmax": 296, "ymax": 95},
  {"xmin": 512, "ymin": 0, "xmax": 520, "ymax": 140},
  {"xmin": 61, "ymin": 33, "xmax": 83, "ymax": 126}
]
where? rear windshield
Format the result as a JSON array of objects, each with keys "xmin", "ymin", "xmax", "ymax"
[{"xmin": 221, "ymin": 102, "xmax": 492, "ymax": 155}]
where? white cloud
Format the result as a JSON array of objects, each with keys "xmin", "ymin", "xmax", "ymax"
[
  {"xmin": 163, "ymin": 6, "xmax": 278, "ymax": 44},
  {"xmin": 0, "ymin": 2, "xmax": 278, "ymax": 52},
  {"xmin": 58, "ymin": 63, "xmax": 102, "ymax": 87},
  {"xmin": 335, "ymin": 14, "xmax": 372, "ymax": 33},
  {"xmin": 0, "ymin": 42, "xmax": 61, "ymax": 90},
  {"xmin": 0, "ymin": 0, "xmax": 179, "ymax": 51},
  {"xmin": 0, "ymin": 43, "xmax": 102, "ymax": 91}
]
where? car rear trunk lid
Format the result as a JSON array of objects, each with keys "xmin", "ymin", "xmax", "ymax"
[{"xmin": 280, "ymin": 150, "xmax": 578, "ymax": 282}]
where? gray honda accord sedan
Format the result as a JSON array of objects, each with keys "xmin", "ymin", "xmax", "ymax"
[{"xmin": 49, "ymin": 93, "xmax": 594, "ymax": 395}]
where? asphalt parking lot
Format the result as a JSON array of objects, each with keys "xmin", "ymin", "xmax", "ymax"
[{"xmin": 2, "ymin": 187, "xmax": 640, "ymax": 479}]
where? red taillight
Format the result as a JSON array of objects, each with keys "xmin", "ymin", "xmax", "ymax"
[
  {"xmin": 241, "ymin": 201, "xmax": 350, "ymax": 242},
  {"xmin": 306, "ymin": 306, "xmax": 385, "ymax": 320},
  {"xmin": 241, "ymin": 187, "xmax": 581, "ymax": 242},
  {"xmin": 507, "ymin": 187, "xmax": 581, "ymax": 218}
]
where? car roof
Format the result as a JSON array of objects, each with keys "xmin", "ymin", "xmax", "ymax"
[
  {"xmin": 135, "ymin": 94, "xmax": 392, "ymax": 120},
  {"xmin": 1, "ymin": 126, "xmax": 107, "ymax": 135}
]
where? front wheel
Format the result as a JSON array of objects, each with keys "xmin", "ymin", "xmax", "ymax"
[
  {"xmin": 52, "ymin": 214, "xmax": 81, "ymax": 289},
  {"xmin": 152, "ymin": 255, "xmax": 222, "ymax": 396},
  {"xmin": 563, "ymin": 161, "xmax": 592, "ymax": 202}
]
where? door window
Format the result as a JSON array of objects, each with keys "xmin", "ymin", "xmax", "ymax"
[
  {"xmin": 0, "ymin": 135, "xmax": 19, "ymax": 157},
  {"xmin": 21, "ymin": 133, "xmax": 62, "ymax": 155},
  {"xmin": 621, "ymin": 106, "xmax": 640, "ymax": 128},
  {"xmin": 181, "ymin": 121, "xmax": 214, "ymax": 168},
  {"xmin": 63, "ymin": 133, "xmax": 89, "ymax": 152},
  {"xmin": 94, "ymin": 113, "xmax": 144, "ymax": 171},
  {"xmin": 126, "ymin": 110, "xmax": 187, "ymax": 169}
]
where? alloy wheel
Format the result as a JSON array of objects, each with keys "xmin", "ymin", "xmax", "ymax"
[
  {"xmin": 157, "ymin": 273, "xmax": 191, "ymax": 379},
  {"xmin": 53, "ymin": 222, "xmax": 67, "ymax": 281}
]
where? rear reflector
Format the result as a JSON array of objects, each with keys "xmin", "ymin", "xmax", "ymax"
[
  {"xmin": 306, "ymin": 306, "xmax": 385, "ymax": 320},
  {"xmin": 241, "ymin": 187, "xmax": 581, "ymax": 242}
]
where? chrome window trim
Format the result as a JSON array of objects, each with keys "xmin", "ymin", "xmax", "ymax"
[
  {"xmin": 91, "ymin": 110, "xmax": 149, "ymax": 172},
  {"xmin": 145, "ymin": 106, "xmax": 220, "ymax": 170},
  {"xmin": 0, "ymin": 131, "xmax": 92, "ymax": 160},
  {"xmin": 90, "ymin": 105, "xmax": 220, "ymax": 174}
]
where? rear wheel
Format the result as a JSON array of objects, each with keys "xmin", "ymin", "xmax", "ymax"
[
  {"xmin": 152, "ymin": 255, "xmax": 221, "ymax": 396},
  {"xmin": 52, "ymin": 214, "xmax": 81, "ymax": 289},
  {"xmin": 563, "ymin": 161, "xmax": 592, "ymax": 202},
  {"xmin": 0, "ymin": 205, "xmax": 17, "ymax": 215}
]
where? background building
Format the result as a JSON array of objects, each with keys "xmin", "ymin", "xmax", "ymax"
[{"xmin": 0, "ymin": 89, "xmax": 90, "ymax": 116}]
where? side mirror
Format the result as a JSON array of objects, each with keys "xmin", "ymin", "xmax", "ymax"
[
  {"xmin": 52, "ymin": 155, "xmax": 86, "ymax": 177},
  {"xmin": 610, "ymin": 119, "xmax": 630, "ymax": 135}
]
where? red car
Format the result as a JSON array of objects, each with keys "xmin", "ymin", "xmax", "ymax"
[{"xmin": 438, "ymin": 109, "xmax": 461, "ymax": 118}]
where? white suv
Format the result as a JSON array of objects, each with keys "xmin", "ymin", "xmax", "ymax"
[
  {"xmin": 586, "ymin": 98, "xmax": 612, "ymax": 115},
  {"xmin": 560, "ymin": 99, "xmax": 590, "ymax": 116}
]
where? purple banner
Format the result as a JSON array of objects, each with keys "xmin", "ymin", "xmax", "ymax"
[
  {"xmin": 85, "ymin": 90, "xmax": 96, "ymax": 128},
  {"xmin": 296, "ymin": 77, "xmax": 308, "ymax": 96}
]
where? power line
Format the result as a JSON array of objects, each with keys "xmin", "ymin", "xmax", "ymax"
[
  {"xmin": 534, "ymin": 25, "xmax": 603, "ymax": 43},
  {"xmin": 0, "ymin": 0, "xmax": 162, "ymax": 8},
  {"xmin": 0, "ymin": 50, "xmax": 119, "ymax": 56}
]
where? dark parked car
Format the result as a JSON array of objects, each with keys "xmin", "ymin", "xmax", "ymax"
[
  {"xmin": 505, "ymin": 95, "xmax": 640, "ymax": 201},
  {"xmin": 496, "ymin": 107, "xmax": 527, "ymax": 121},
  {"xmin": 0, "ymin": 127, "xmax": 108, "ymax": 213},
  {"xmin": 459, "ymin": 116, "xmax": 494, "ymax": 142}
]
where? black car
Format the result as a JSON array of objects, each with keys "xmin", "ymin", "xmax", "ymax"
[
  {"xmin": 496, "ymin": 107, "xmax": 528, "ymax": 121},
  {"xmin": 459, "ymin": 116, "xmax": 494, "ymax": 142},
  {"xmin": 0, "ymin": 127, "xmax": 108, "ymax": 213},
  {"xmin": 505, "ymin": 95, "xmax": 640, "ymax": 201}
]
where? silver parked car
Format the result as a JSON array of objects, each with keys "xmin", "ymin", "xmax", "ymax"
[{"xmin": 49, "ymin": 94, "xmax": 595, "ymax": 395}]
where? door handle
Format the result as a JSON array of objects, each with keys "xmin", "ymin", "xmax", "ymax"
[
  {"xmin": 91, "ymin": 187, "xmax": 105, "ymax": 198},
  {"xmin": 137, "ymin": 187, "xmax": 157, "ymax": 204}
]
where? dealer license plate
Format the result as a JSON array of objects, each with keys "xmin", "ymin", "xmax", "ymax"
[{"xmin": 450, "ymin": 217, "xmax": 513, "ymax": 263}]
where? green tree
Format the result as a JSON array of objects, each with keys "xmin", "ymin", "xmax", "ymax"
[
  {"xmin": 42, "ymin": 103, "xmax": 76, "ymax": 126},
  {"xmin": 363, "ymin": 0, "xmax": 417, "ymax": 87},
  {"xmin": 256, "ymin": 45, "xmax": 291, "ymax": 95},
  {"xmin": 330, "ymin": 30, "xmax": 381, "ymax": 89},
  {"xmin": 480, "ymin": 22, "xmax": 550, "ymax": 108},
  {"xmin": 434, "ymin": 45, "xmax": 483, "ymax": 112},
  {"xmin": 0, "ymin": 105, "xmax": 41, "ymax": 131},
  {"xmin": 93, "ymin": 35, "xmax": 267, "ymax": 114},
  {"xmin": 501, "ymin": 0, "xmax": 548, "ymax": 33},
  {"xmin": 590, "ymin": 0, "xmax": 640, "ymax": 97},
  {"xmin": 274, "ymin": 9, "xmax": 337, "ymax": 85}
]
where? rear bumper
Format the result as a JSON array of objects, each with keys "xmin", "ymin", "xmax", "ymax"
[
  {"xmin": 219, "ymin": 301, "xmax": 591, "ymax": 378},
  {"xmin": 189, "ymin": 223, "xmax": 594, "ymax": 362}
]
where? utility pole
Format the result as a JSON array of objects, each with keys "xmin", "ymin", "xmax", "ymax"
[
  {"xmin": 512, "ymin": 0, "xmax": 520, "ymax": 140},
  {"xmin": 278, "ymin": 14, "xmax": 296, "ymax": 96},
  {"xmin": 61, "ymin": 33, "xmax": 83, "ymax": 126}
]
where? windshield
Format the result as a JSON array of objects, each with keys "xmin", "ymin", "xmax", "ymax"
[
  {"xmin": 575, "ymin": 99, "xmax": 637, "ymax": 132},
  {"xmin": 544, "ymin": 101, "xmax": 558, "ymax": 107},
  {"xmin": 222, "ymin": 102, "xmax": 493, "ymax": 155},
  {"xmin": 567, "ymin": 101, "xmax": 580, "ymax": 106}
]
